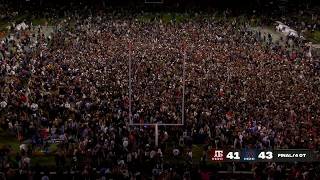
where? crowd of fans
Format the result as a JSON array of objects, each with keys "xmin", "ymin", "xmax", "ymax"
[{"xmin": 0, "ymin": 6, "xmax": 320, "ymax": 180}]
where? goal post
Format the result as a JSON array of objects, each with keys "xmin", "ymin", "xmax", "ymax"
[{"xmin": 127, "ymin": 40, "xmax": 187, "ymax": 147}]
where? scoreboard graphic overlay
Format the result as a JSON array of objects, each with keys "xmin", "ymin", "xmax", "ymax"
[{"xmin": 210, "ymin": 149, "xmax": 317, "ymax": 162}]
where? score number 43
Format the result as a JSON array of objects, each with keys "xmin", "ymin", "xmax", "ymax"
[{"xmin": 258, "ymin": 151, "xmax": 273, "ymax": 160}]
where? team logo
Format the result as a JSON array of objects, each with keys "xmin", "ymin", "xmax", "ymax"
[
  {"xmin": 242, "ymin": 148, "xmax": 257, "ymax": 161},
  {"xmin": 211, "ymin": 150, "xmax": 224, "ymax": 161}
]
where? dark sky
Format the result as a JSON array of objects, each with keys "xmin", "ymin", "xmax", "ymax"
[{"xmin": 1, "ymin": 0, "xmax": 319, "ymax": 12}]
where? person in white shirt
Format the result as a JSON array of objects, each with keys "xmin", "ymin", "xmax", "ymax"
[{"xmin": 0, "ymin": 101, "xmax": 7, "ymax": 108}]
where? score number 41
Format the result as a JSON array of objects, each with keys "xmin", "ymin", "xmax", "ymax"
[{"xmin": 226, "ymin": 152, "xmax": 240, "ymax": 160}]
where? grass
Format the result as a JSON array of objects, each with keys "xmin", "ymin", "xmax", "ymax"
[
  {"xmin": 0, "ymin": 19, "xmax": 9, "ymax": 36},
  {"xmin": 192, "ymin": 144, "xmax": 204, "ymax": 162},
  {"xmin": 0, "ymin": 20, "xmax": 7, "ymax": 30},
  {"xmin": 192, "ymin": 144, "xmax": 225, "ymax": 167},
  {"xmin": 305, "ymin": 31, "xmax": 320, "ymax": 44},
  {"xmin": 0, "ymin": 129, "xmax": 60, "ymax": 168},
  {"xmin": 31, "ymin": 18, "xmax": 48, "ymax": 26},
  {"xmin": 0, "ymin": 130, "xmax": 20, "ymax": 153},
  {"xmin": 0, "ymin": 128, "xmax": 215, "ymax": 169},
  {"xmin": 137, "ymin": 15, "xmax": 152, "ymax": 23},
  {"xmin": 0, "ymin": 13, "xmax": 49, "ymax": 37},
  {"xmin": 0, "ymin": 131, "xmax": 217, "ymax": 168},
  {"xmin": 32, "ymin": 155, "xmax": 56, "ymax": 167}
]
